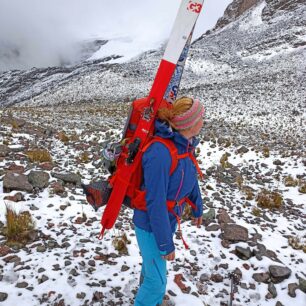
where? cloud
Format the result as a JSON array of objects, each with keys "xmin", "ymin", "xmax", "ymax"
[{"xmin": 0, "ymin": 0, "xmax": 232, "ymax": 71}]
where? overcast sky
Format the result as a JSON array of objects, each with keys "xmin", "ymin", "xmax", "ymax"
[{"xmin": 0, "ymin": 0, "xmax": 233, "ymax": 71}]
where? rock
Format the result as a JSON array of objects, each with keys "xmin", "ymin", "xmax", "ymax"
[
  {"xmin": 16, "ymin": 282, "xmax": 28, "ymax": 288},
  {"xmin": 0, "ymin": 292, "xmax": 8, "ymax": 302},
  {"xmin": 121, "ymin": 265, "xmax": 130, "ymax": 272},
  {"xmin": 0, "ymin": 145, "xmax": 11, "ymax": 157},
  {"xmin": 273, "ymin": 159, "xmax": 283, "ymax": 166},
  {"xmin": 237, "ymin": 146, "xmax": 249, "ymax": 154},
  {"xmin": 200, "ymin": 273, "xmax": 210, "ymax": 282},
  {"xmin": 168, "ymin": 290, "xmax": 177, "ymax": 297},
  {"xmin": 51, "ymin": 172, "xmax": 81, "ymax": 185},
  {"xmin": 92, "ymin": 291, "xmax": 104, "ymax": 302},
  {"xmin": 174, "ymin": 274, "xmax": 191, "ymax": 293},
  {"xmin": 52, "ymin": 264, "xmax": 61, "ymax": 271},
  {"xmin": 39, "ymin": 162, "xmax": 54, "ymax": 171},
  {"xmin": 217, "ymin": 209, "xmax": 234, "ymax": 225},
  {"xmin": 235, "ymin": 246, "xmax": 253, "ymax": 260},
  {"xmin": 0, "ymin": 246, "xmax": 11, "ymax": 257},
  {"xmin": 50, "ymin": 182, "xmax": 65, "ymax": 195},
  {"xmin": 76, "ymin": 292, "xmax": 86, "ymax": 299},
  {"xmin": 269, "ymin": 265, "xmax": 292, "ymax": 283},
  {"xmin": 268, "ymin": 282, "xmax": 277, "ymax": 298},
  {"xmin": 36, "ymin": 245, "xmax": 46, "ymax": 253},
  {"xmin": 3, "ymin": 255, "xmax": 21, "ymax": 264},
  {"xmin": 3, "ymin": 172, "xmax": 33, "ymax": 193},
  {"xmin": 27, "ymin": 171, "xmax": 50, "ymax": 188},
  {"xmin": 211, "ymin": 274, "xmax": 224, "ymax": 283},
  {"xmin": 252, "ymin": 272, "xmax": 270, "ymax": 284},
  {"xmin": 3, "ymin": 192, "xmax": 24, "ymax": 202},
  {"xmin": 223, "ymin": 224, "xmax": 248, "ymax": 242},
  {"xmin": 70, "ymin": 269, "xmax": 79, "ymax": 277},
  {"xmin": 206, "ymin": 224, "xmax": 220, "ymax": 231},
  {"xmin": 6, "ymin": 164, "xmax": 25, "ymax": 173},
  {"xmin": 202, "ymin": 208, "xmax": 216, "ymax": 221},
  {"xmin": 298, "ymin": 277, "xmax": 306, "ymax": 293},
  {"xmin": 288, "ymin": 283, "xmax": 299, "ymax": 297},
  {"xmin": 38, "ymin": 275, "xmax": 49, "ymax": 284}
]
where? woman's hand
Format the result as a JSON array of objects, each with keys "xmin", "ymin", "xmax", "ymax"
[
  {"xmin": 162, "ymin": 251, "xmax": 175, "ymax": 261},
  {"xmin": 192, "ymin": 216, "xmax": 203, "ymax": 228}
]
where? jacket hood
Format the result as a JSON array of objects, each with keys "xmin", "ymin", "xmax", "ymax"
[{"xmin": 154, "ymin": 119, "xmax": 200, "ymax": 152}]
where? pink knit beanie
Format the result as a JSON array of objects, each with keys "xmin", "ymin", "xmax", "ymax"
[{"xmin": 172, "ymin": 99, "xmax": 205, "ymax": 131}]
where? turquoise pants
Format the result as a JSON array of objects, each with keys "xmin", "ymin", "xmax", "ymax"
[{"xmin": 134, "ymin": 226, "xmax": 167, "ymax": 306}]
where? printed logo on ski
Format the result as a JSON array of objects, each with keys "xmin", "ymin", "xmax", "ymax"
[{"xmin": 187, "ymin": 1, "xmax": 202, "ymax": 14}]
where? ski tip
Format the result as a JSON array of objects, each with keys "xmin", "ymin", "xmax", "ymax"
[{"xmin": 98, "ymin": 227, "xmax": 106, "ymax": 240}]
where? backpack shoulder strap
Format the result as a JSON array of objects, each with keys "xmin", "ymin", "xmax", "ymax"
[{"xmin": 142, "ymin": 136, "xmax": 178, "ymax": 175}]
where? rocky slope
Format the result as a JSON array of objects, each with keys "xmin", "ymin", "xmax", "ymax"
[{"xmin": 0, "ymin": 105, "xmax": 305, "ymax": 306}]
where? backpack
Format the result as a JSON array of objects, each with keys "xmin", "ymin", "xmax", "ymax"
[{"xmin": 82, "ymin": 97, "xmax": 203, "ymax": 241}]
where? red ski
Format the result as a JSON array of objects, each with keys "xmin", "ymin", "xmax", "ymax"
[{"xmin": 100, "ymin": 0, "xmax": 205, "ymax": 236}]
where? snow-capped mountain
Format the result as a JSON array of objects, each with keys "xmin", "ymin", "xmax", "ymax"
[
  {"xmin": 0, "ymin": 2, "xmax": 306, "ymax": 306},
  {"xmin": 0, "ymin": 0, "xmax": 305, "ymax": 110}
]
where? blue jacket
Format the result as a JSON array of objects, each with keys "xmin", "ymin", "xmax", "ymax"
[{"xmin": 133, "ymin": 120, "xmax": 203, "ymax": 255}]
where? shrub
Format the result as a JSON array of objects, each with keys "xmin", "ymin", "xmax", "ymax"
[
  {"xmin": 27, "ymin": 149, "xmax": 52, "ymax": 162},
  {"xmin": 256, "ymin": 189, "xmax": 283, "ymax": 209},
  {"xmin": 3, "ymin": 205, "xmax": 35, "ymax": 245}
]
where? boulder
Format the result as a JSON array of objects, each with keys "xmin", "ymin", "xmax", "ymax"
[
  {"xmin": 3, "ymin": 172, "xmax": 33, "ymax": 193},
  {"xmin": 223, "ymin": 224, "xmax": 248, "ymax": 242},
  {"xmin": 252, "ymin": 272, "xmax": 270, "ymax": 284},
  {"xmin": 235, "ymin": 246, "xmax": 253, "ymax": 260},
  {"xmin": 51, "ymin": 172, "xmax": 81, "ymax": 185},
  {"xmin": 269, "ymin": 265, "xmax": 292, "ymax": 283},
  {"xmin": 28, "ymin": 171, "xmax": 50, "ymax": 188}
]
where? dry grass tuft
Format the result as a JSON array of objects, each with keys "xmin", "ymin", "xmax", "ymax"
[
  {"xmin": 3, "ymin": 205, "xmax": 35, "ymax": 245},
  {"xmin": 220, "ymin": 153, "xmax": 232, "ymax": 169},
  {"xmin": 242, "ymin": 186, "xmax": 255, "ymax": 200},
  {"xmin": 252, "ymin": 207, "xmax": 262, "ymax": 217},
  {"xmin": 262, "ymin": 147, "xmax": 270, "ymax": 158},
  {"xmin": 79, "ymin": 152, "xmax": 90, "ymax": 163},
  {"xmin": 235, "ymin": 175, "xmax": 244, "ymax": 189},
  {"xmin": 112, "ymin": 233, "xmax": 131, "ymax": 255},
  {"xmin": 27, "ymin": 149, "xmax": 52, "ymax": 162},
  {"xmin": 256, "ymin": 189, "xmax": 283, "ymax": 209},
  {"xmin": 298, "ymin": 180, "xmax": 306, "ymax": 194},
  {"xmin": 283, "ymin": 175, "xmax": 298, "ymax": 187},
  {"xmin": 11, "ymin": 120, "xmax": 19, "ymax": 129},
  {"xmin": 58, "ymin": 131, "xmax": 69, "ymax": 143},
  {"xmin": 288, "ymin": 236, "xmax": 306, "ymax": 253}
]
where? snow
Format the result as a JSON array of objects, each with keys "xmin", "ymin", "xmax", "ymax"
[{"xmin": 238, "ymin": 1, "xmax": 266, "ymax": 31}]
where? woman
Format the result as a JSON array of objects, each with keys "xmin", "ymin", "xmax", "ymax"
[{"xmin": 133, "ymin": 97, "xmax": 204, "ymax": 306}]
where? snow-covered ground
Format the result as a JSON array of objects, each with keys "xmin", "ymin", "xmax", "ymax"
[{"xmin": 0, "ymin": 104, "xmax": 305, "ymax": 306}]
